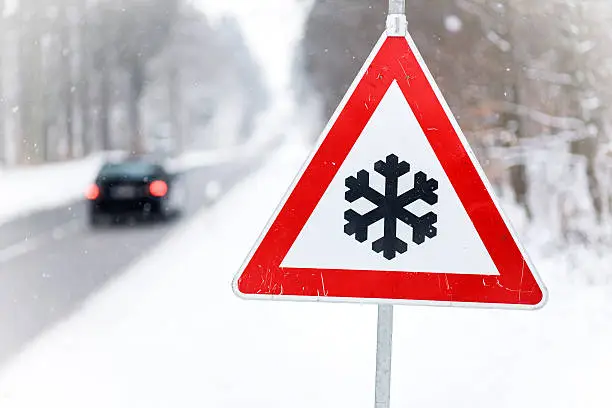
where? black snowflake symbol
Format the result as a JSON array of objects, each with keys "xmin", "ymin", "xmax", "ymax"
[{"xmin": 344, "ymin": 154, "xmax": 439, "ymax": 260}]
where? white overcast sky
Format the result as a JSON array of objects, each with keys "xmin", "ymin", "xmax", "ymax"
[
  {"xmin": 4, "ymin": 0, "xmax": 16, "ymax": 15},
  {"xmin": 195, "ymin": 0, "xmax": 308, "ymax": 97}
]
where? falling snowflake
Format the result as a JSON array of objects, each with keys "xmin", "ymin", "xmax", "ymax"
[
  {"xmin": 344, "ymin": 154, "xmax": 439, "ymax": 260},
  {"xmin": 444, "ymin": 15, "xmax": 463, "ymax": 33}
]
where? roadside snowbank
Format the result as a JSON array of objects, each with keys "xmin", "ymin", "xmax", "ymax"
[
  {"xmin": 0, "ymin": 142, "xmax": 610, "ymax": 408},
  {"xmin": 167, "ymin": 131, "xmax": 282, "ymax": 174},
  {"xmin": 0, "ymin": 136, "xmax": 276, "ymax": 227},
  {"xmin": 0, "ymin": 154, "xmax": 108, "ymax": 226}
]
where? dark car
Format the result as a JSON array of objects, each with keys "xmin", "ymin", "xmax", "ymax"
[{"xmin": 85, "ymin": 157, "xmax": 186, "ymax": 226}]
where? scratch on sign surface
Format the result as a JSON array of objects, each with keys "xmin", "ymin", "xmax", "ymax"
[
  {"xmin": 320, "ymin": 272, "xmax": 328, "ymax": 296},
  {"xmin": 397, "ymin": 60, "xmax": 409, "ymax": 86},
  {"xmin": 495, "ymin": 278, "xmax": 520, "ymax": 293}
]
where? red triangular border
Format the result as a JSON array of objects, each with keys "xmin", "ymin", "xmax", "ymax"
[{"xmin": 234, "ymin": 33, "xmax": 546, "ymax": 308}]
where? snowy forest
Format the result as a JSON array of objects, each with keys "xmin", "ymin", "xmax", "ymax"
[
  {"xmin": 298, "ymin": 0, "xmax": 612, "ymax": 248},
  {"xmin": 2, "ymin": 0, "xmax": 612, "ymax": 249},
  {"xmin": 0, "ymin": 0, "xmax": 268, "ymax": 165}
]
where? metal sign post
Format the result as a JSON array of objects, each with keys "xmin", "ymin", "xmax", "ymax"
[
  {"xmin": 388, "ymin": 0, "xmax": 405, "ymax": 14},
  {"xmin": 374, "ymin": 304, "xmax": 394, "ymax": 408},
  {"xmin": 374, "ymin": 5, "xmax": 406, "ymax": 408},
  {"xmin": 386, "ymin": 0, "xmax": 407, "ymax": 37}
]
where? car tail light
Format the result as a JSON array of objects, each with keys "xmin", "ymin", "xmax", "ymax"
[
  {"xmin": 149, "ymin": 180, "xmax": 168, "ymax": 197},
  {"xmin": 86, "ymin": 184, "xmax": 100, "ymax": 200}
]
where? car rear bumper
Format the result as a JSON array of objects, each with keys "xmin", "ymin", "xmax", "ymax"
[{"xmin": 90, "ymin": 197, "xmax": 165, "ymax": 216}]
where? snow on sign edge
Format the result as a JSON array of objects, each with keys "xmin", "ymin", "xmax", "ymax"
[{"xmin": 231, "ymin": 31, "xmax": 548, "ymax": 310}]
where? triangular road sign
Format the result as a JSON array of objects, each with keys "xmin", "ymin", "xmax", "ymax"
[{"xmin": 233, "ymin": 31, "xmax": 547, "ymax": 309}]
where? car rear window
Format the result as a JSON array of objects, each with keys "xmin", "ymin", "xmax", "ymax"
[{"xmin": 99, "ymin": 162, "xmax": 160, "ymax": 178}]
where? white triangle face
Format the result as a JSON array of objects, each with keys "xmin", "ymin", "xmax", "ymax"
[{"xmin": 281, "ymin": 81, "xmax": 499, "ymax": 275}]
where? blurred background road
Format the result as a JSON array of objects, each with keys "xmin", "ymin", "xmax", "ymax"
[
  {"xmin": 0, "ymin": 153, "xmax": 266, "ymax": 366},
  {"xmin": 0, "ymin": 0, "xmax": 280, "ymax": 367}
]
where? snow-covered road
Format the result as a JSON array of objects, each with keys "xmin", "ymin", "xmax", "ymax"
[{"xmin": 0, "ymin": 141, "xmax": 610, "ymax": 408}]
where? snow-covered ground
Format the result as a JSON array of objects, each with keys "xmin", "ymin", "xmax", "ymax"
[
  {"xmin": 0, "ymin": 141, "xmax": 610, "ymax": 408},
  {"xmin": 0, "ymin": 154, "xmax": 109, "ymax": 226}
]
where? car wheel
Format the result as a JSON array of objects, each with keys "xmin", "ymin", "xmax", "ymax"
[
  {"xmin": 169, "ymin": 181, "xmax": 187, "ymax": 213},
  {"xmin": 89, "ymin": 212, "xmax": 104, "ymax": 227},
  {"xmin": 158, "ymin": 201, "xmax": 172, "ymax": 222}
]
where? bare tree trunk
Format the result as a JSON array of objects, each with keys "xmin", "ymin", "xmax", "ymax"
[
  {"xmin": 128, "ymin": 56, "xmax": 145, "ymax": 155},
  {"xmin": 571, "ymin": 129, "xmax": 602, "ymax": 221},
  {"xmin": 569, "ymin": 3, "xmax": 603, "ymax": 223},
  {"xmin": 165, "ymin": 20, "xmax": 182, "ymax": 157},
  {"xmin": 506, "ymin": 3, "xmax": 532, "ymax": 220},
  {"xmin": 0, "ymin": 0, "xmax": 5, "ymax": 166},
  {"xmin": 59, "ymin": 2, "xmax": 75, "ymax": 159},
  {"xmin": 18, "ymin": 0, "xmax": 46, "ymax": 164},
  {"xmin": 507, "ymin": 88, "xmax": 532, "ymax": 220},
  {"xmin": 99, "ymin": 55, "xmax": 111, "ymax": 151},
  {"xmin": 93, "ymin": 3, "xmax": 113, "ymax": 152},
  {"xmin": 78, "ymin": 0, "xmax": 92, "ymax": 155},
  {"xmin": 168, "ymin": 59, "xmax": 181, "ymax": 155}
]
